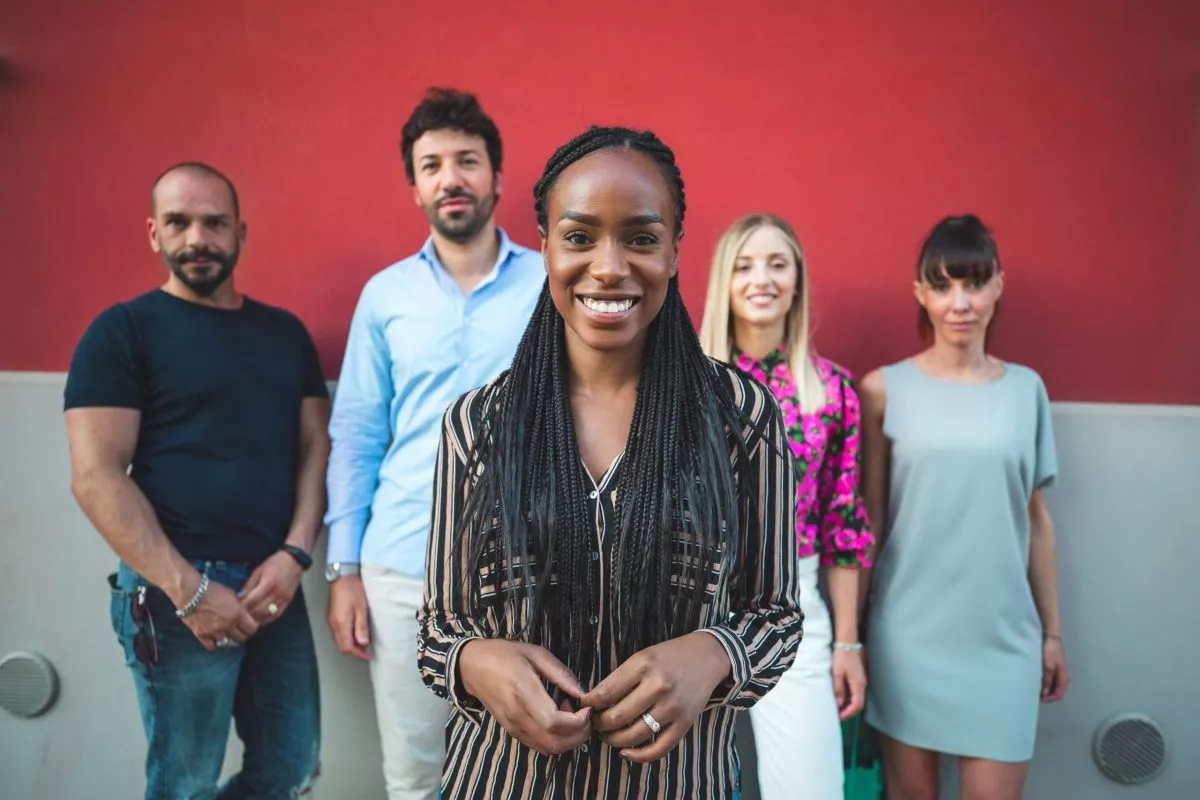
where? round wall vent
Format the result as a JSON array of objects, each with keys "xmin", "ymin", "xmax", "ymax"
[
  {"xmin": 1092, "ymin": 712, "xmax": 1168, "ymax": 785},
  {"xmin": 0, "ymin": 651, "xmax": 60, "ymax": 719}
]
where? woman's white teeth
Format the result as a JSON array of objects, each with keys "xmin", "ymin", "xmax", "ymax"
[{"xmin": 582, "ymin": 297, "xmax": 634, "ymax": 313}]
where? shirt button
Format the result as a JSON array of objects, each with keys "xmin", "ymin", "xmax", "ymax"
[
  {"xmin": 591, "ymin": 551, "xmax": 599, "ymax": 562},
  {"xmin": 589, "ymin": 614, "xmax": 598, "ymax": 625},
  {"xmin": 589, "ymin": 490, "xmax": 598, "ymax": 499}
]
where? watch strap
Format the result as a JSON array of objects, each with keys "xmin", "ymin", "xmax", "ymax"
[
  {"xmin": 325, "ymin": 561, "xmax": 361, "ymax": 582},
  {"xmin": 281, "ymin": 544, "xmax": 313, "ymax": 571}
]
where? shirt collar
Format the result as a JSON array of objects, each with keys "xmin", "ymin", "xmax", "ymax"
[
  {"xmin": 732, "ymin": 342, "xmax": 789, "ymax": 372},
  {"xmin": 418, "ymin": 228, "xmax": 519, "ymax": 291}
]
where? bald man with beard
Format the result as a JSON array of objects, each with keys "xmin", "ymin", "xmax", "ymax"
[{"xmin": 65, "ymin": 162, "xmax": 329, "ymax": 799}]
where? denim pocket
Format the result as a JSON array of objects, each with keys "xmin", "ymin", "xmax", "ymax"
[{"xmin": 107, "ymin": 572, "xmax": 138, "ymax": 667}]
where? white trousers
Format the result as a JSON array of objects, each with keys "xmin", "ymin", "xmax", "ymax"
[
  {"xmin": 748, "ymin": 555, "xmax": 844, "ymax": 800},
  {"xmin": 362, "ymin": 562, "xmax": 450, "ymax": 800}
]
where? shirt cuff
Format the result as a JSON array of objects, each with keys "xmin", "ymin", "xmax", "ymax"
[
  {"xmin": 325, "ymin": 517, "xmax": 366, "ymax": 564},
  {"xmin": 697, "ymin": 626, "xmax": 752, "ymax": 708},
  {"xmin": 445, "ymin": 636, "xmax": 487, "ymax": 725}
]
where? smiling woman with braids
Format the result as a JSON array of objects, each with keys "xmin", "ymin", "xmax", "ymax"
[{"xmin": 417, "ymin": 126, "xmax": 802, "ymax": 798}]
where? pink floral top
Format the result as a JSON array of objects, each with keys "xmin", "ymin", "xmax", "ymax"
[{"xmin": 735, "ymin": 347, "xmax": 874, "ymax": 568}]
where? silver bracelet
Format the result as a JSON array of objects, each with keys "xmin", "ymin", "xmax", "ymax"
[
  {"xmin": 175, "ymin": 574, "xmax": 209, "ymax": 619},
  {"xmin": 833, "ymin": 641, "xmax": 863, "ymax": 653}
]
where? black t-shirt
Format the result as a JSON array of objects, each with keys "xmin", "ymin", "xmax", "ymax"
[{"xmin": 64, "ymin": 289, "xmax": 329, "ymax": 565}]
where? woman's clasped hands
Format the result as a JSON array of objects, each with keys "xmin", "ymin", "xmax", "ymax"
[{"xmin": 457, "ymin": 631, "xmax": 733, "ymax": 762}]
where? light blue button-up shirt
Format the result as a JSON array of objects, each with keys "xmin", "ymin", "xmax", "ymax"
[{"xmin": 325, "ymin": 229, "xmax": 544, "ymax": 576}]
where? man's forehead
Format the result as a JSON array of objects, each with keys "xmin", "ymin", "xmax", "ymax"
[
  {"xmin": 412, "ymin": 128, "xmax": 487, "ymax": 158},
  {"xmin": 153, "ymin": 171, "xmax": 235, "ymax": 214}
]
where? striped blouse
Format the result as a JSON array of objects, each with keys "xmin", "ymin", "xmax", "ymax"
[{"xmin": 417, "ymin": 360, "xmax": 803, "ymax": 799}]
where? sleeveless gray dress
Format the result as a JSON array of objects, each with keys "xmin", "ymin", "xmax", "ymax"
[{"xmin": 864, "ymin": 358, "xmax": 1058, "ymax": 762}]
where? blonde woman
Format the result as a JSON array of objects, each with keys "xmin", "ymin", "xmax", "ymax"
[{"xmin": 700, "ymin": 213, "xmax": 873, "ymax": 800}]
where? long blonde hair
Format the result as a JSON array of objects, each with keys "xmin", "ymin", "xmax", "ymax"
[{"xmin": 699, "ymin": 213, "xmax": 827, "ymax": 414}]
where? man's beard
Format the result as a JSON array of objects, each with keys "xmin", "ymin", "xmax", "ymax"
[
  {"xmin": 163, "ymin": 244, "xmax": 239, "ymax": 297},
  {"xmin": 424, "ymin": 187, "xmax": 497, "ymax": 243}
]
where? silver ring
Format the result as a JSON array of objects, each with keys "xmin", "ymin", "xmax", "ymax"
[
  {"xmin": 216, "ymin": 637, "xmax": 234, "ymax": 648},
  {"xmin": 641, "ymin": 711, "xmax": 662, "ymax": 735},
  {"xmin": 267, "ymin": 602, "xmax": 280, "ymax": 617}
]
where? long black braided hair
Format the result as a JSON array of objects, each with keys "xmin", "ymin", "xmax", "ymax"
[{"xmin": 458, "ymin": 126, "xmax": 764, "ymax": 673}]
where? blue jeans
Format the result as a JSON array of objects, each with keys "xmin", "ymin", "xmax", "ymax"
[{"xmin": 110, "ymin": 560, "xmax": 321, "ymax": 800}]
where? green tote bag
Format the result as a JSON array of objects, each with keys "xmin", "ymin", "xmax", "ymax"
[{"xmin": 842, "ymin": 714, "xmax": 884, "ymax": 800}]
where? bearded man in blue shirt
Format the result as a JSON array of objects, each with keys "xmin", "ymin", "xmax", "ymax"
[{"xmin": 323, "ymin": 87, "xmax": 543, "ymax": 800}]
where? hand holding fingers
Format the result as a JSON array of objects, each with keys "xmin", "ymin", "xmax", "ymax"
[
  {"xmin": 525, "ymin": 699, "xmax": 592, "ymax": 755},
  {"xmin": 458, "ymin": 640, "xmax": 591, "ymax": 756},
  {"xmin": 240, "ymin": 553, "xmax": 301, "ymax": 623},
  {"xmin": 584, "ymin": 652, "xmax": 650, "ymax": 719},
  {"xmin": 582, "ymin": 632, "xmax": 732, "ymax": 760},
  {"xmin": 592, "ymin": 677, "xmax": 661, "ymax": 734},
  {"xmin": 181, "ymin": 580, "xmax": 258, "ymax": 645}
]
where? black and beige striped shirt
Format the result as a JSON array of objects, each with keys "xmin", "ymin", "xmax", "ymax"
[{"xmin": 418, "ymin": 361, "xmax": 802, "ymax": 799}]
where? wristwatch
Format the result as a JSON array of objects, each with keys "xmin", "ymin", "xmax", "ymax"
[{"xmin": 325, "ymin": 561, "xmax": 361, "ymax": 583}]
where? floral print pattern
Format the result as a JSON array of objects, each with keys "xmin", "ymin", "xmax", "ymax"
[{"xmin": 734, "ymin": 347, "xmax": 874, "ymax": 568}]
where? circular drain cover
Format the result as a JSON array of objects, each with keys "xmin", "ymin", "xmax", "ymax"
[
  {"xmin": 0, "ymin": 651, "xmax": 60, "ymax": 718},
  {"xmin": 1093, "ymin": 712, "xmax": 1168, "ymax": 785}
]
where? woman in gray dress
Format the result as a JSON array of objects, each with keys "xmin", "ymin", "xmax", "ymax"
[{"xmin": 859, "ymin": 215, "xmax": 1070, "ymax": 800}]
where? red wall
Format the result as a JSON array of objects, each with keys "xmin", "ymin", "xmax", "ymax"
[{"xmin": 2, "ymin": 0, "xmax": 1197, "ymax": 403}]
